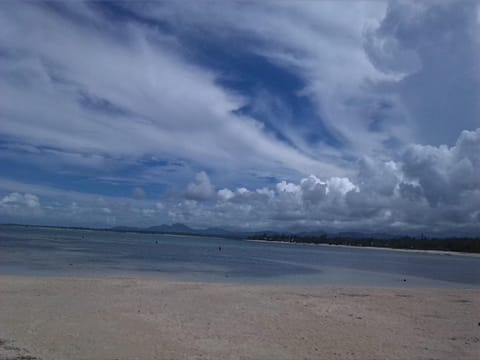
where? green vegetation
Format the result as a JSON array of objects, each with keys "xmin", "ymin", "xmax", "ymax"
[{"xmin": 248, "ymin": 234, "xmax": 480, "ymax": 253}]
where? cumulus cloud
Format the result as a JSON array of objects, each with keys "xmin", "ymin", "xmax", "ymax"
[
  {"xmin": 0, "ymin": 192, "xmax": 42, "ymax": 219},
  {"xmin": 185, "ymin": 172, "xmax": 215, "ymax": 201},
  {"xmin": 0, "ymin": 128, "xmax": 479, "ymax": 234},
  {"xmin": 0, "ymin": 192, "xmax": 40, "ymax": 208},
  {"xmin": 401, "ymin": 128, "xmax": 480, "ymax": 207},
  {"xmin": 164, "ymin": 129, "xmax": 480, "ymax": 234},
  {"xmin": 218, "ymin": 188, "xmax": 235, "ymax": 201},
  {"xmin": 0, "ymin": 179, "xmax": 166, "ymax": 228}
]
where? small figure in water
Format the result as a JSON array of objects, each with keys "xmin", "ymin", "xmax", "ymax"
[{"xmin": 218, "ymin": 246, "xmax": 222, "ymax": 252}]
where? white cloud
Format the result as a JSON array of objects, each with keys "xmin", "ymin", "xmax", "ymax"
[
  {"xmin": 164, "ymin": 128, "xmax": 480, "ymax": 234},
  {"xmin": 1, "ymin": 129, "xmax": 479, "ymax": 234},
  {"xmin": 401, "ymin": 128, "xmax": 480, "ymax": 207},
  {"xmin": 0, "ymin": 192, "xmax": 40, "ymax": 208},
  {"xmin": 128, "ymin": 1, "xmax": 480, "ymax": 156},
  {"xmin": 0, "ymin": 179, "xmax": 166, "ymax": 227},
  {"xmin": 185, "ymin": 171, "xmax": 215, "ymax": 201},
  {"xmin": 218, "ymin": 188, "xmax": 234, "ymax": 201},
  {"xmin": 0, "ymin": 1, "xmax": 344, "ymax": 180},
  {"xmin": 326, "ymin": 177, "xmax": 358, "ymax": 195},
  {"xmin": 276, "ymin": 181, "xmax": 301, "ymax": 194},
  {"xmin": 0, "ymin": 192, "xmax": 42, "ymax": 219},
  {"xmin": 129, "ymin": 1, "xmax": 414, "ymax": 157},
  {"xmin": 1, "ymin": 2, "xmax": 479, "ymax": 234}
]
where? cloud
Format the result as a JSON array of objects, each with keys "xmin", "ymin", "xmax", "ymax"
[
  {"xmin": 218, "ymin": 188, "xmax": 235, "ymax": 201},
  {"xmin": 2, "ymin": 1, "xmax": 478, "ymax": 174},
  {"xmin": 0, "ymin": 2, "xmax": 479, "ymax": 234},
  {"xmin": 131, "ymin": 1, "xmax": 416, "ymax": 157},
  {"xmin": 131, "ymin": 0, "xmax": 480, "ymax": 154},
  {"xmin": 365, "ymin": 1, "xmax": 480, "ymax": 145},
  {"xmin": 0, "ymin": 192, "xmax": 40, "ymax": 208},
  {"xmin": 401, "ymin": 128, "xmax": 480, "ymax": 207},
  {"xmin": 0, "ymin": 128, "xmax": 479, "ymax": 234},
  {"xmin": 185, "ymin": 171, "xmax": 215, "ymax": 201},
  {"xmin": 0, "ymin": 1, "xmax": 343, "ymax": 181},
  {"xmin": 165, "ymin": 128, "xmax": 480, "ymax": 234},
  {"xmin": 0, "ymin": 192, "xmax": 42, "ymax": 219},
  {"xmin": 0, "ymin": 179, "xmax": 165, "ymax": 227},
  {"xmin": 132, "ymin": 187, "xmax": 146, "ymax": 200}
]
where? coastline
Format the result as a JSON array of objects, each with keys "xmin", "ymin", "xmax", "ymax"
[
  {"xmin": 1, "ymin": 275, "xmax": 479, "ymax": 360},
  {"xmin": 247, "ymin": 238, "xmax": 480, "ymax": 257}
]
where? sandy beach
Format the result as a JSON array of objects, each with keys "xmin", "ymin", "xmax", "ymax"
[
  {"xmin": 248, "ymin": 239, "xmax": 480, "ymax": 258},
  {"xmin": 0, "ymin": 276, "xmax": 478, "ymax": 360}
]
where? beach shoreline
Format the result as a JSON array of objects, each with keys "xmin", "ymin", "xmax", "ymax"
[
  {"xmin": 247, "ymin": 238, "xmax": 480, "ymax": 257},
  {"xmin": 0, "ymin": 275, "xmax": 478, "ymax": 360}
]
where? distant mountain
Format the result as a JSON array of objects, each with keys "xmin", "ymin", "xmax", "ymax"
[
  {"xmin": 113, "ymin": 223, "xmax": 243, "ymax": 238},
  {"xmin": 109, "ymin": 224, "xmax": 435, "ymax": 240},
  {"xmin": 200, "ymin": 227, "xmax": 238, "ymax": 236},
  {"xmin": 147, "ymin": 223, "xmax": 195, "ymax": 234},
  {"xmin": 333, "ymin": 231, "xmax": 398, "ymax": 239},
  {"xmin": 111, "ymin": 226, "xmax": 141, "ymax": 232}
]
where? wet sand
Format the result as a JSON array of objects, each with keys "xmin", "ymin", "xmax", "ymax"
[{"xmin": 0, "ymin": 276, "xmax": 479, "ymax": 360}]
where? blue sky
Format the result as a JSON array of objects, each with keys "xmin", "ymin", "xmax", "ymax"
[{"xmin": 1, "ymin": 1, "xmax": 479, "ymax": 234}]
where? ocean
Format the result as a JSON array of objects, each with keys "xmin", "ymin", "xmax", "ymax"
[{"xmin": 0, "ymin": 225, "xmax": 479, "ymax": 287}]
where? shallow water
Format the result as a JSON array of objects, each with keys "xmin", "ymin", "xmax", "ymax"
[{"xmin": 0, "ymin": 225, "xmax": 479, "ymax": 287}]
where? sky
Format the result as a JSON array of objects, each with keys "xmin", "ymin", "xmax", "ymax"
[{"xmin": 1, "ymin": 1, "xmax": 479, "ymax": 235}]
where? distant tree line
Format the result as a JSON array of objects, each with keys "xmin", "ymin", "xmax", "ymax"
[{"xmin": 248, "ymin": 233, "xmax": 480, "ymax": 253}]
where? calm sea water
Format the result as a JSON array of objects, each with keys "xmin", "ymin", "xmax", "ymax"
[{"xmin": 0, "ymin": 225, "xmax": 479, "ymax": 287}]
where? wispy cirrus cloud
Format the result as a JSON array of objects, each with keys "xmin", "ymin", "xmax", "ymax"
[{"xmin": 0, "ymin": 1, "xmax": 343, "ymax": 180}]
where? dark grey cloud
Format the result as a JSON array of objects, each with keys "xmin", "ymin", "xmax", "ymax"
[{"xmin": 365, "ymin": 1, "xmax": 480, "ymax": 145}]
